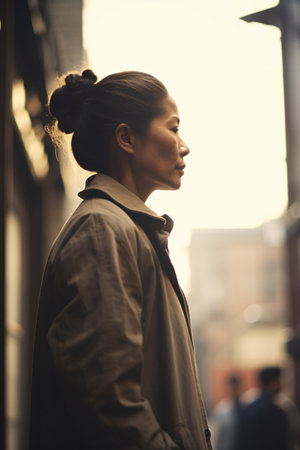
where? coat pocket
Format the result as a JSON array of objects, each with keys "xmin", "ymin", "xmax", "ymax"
[{"xmin": 170, "ymin": 422, "xmax": 196, "ymax": 450}]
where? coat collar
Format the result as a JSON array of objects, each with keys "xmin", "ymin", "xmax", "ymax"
[{"xmin": 78, "ymin": 173, "xmax": 174, "ymax": 234}]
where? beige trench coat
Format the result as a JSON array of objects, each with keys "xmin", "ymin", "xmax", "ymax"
[{"xmin": 30, "ymin": 174, "xmax": 213, "ymax": 450}]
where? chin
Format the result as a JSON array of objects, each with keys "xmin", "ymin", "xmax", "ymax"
[
  {"xmin": 171, "ymin": 178, "xmax": 182, "ymax": 190},
  {"xmin": 161, "ymin": 181, "xmax": 182, "ymax": 191}
]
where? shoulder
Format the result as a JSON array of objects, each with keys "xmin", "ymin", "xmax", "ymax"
[
  {"xmin": 79, "ymin": 197, "xmax": 137, "ymax": 228},
  {"xmin": 67, "ymin": 197, "xmax": 139, "ymax": 237},
  {"xmin": 243, "ymin": 395, "xmax": 286, "ymax": 421},
  {"xmin": 50, "ymin": 198, "xmax": 141, "ymax": 262}
]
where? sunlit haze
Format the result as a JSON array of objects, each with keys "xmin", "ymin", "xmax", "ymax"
[{"xmin": 83, "ymin": 0, "xmax": 286, "ymax": 290}]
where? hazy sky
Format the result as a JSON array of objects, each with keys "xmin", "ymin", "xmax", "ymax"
[{"xmin": 83, "ymin": 0, "xmax": 286, "ymax": 291}]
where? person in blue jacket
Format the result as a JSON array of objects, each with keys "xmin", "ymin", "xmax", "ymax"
[{"xmin": 238, "ymin": 366, "xmax": 289, "ymax": 450}]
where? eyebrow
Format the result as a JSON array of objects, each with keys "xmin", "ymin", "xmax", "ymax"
[{"xmin": 169, "ymin": 115, "xmax": 180, "ymax": 124}]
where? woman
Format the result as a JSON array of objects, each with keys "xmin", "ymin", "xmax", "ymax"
[{"xmin": 30, "ymin": 69, "xmax": 212, "ymax": 449}]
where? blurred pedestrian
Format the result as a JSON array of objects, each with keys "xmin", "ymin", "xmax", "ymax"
[
  {"xmin": 212, "ymin": 374, "xmax": 244, "ymax": 450},
  {"xmin": 238, "ymin": 366, "xmax": 289, "ymax": 450},
  {"xmin": 276, "ymin": 390, "xmax": 300, "ymax": 450},
  {"xmin": 29, "ymin": 69, "xmax": 212, "ymax": 449}
]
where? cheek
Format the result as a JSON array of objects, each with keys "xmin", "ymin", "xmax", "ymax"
[{"xmin": 157, "ymin": 138, "xmax": 178, "ymax": 161}]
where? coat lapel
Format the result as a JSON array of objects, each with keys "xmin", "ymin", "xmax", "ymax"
[{"xmin": 139, "ymin": 220, "xmax": 193, "ymax": 342}]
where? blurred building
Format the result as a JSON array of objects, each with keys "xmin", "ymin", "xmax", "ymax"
[
  {"xmin": 188, "ymin": 220, "xmax": 288, "ymax": 409},
  {"xmin": 241, "ymin": 0, "xmax": 300, "ymax": 417},
  {"xmin": 0, "ymin": 0, "xmax": 85, "ymax": 449}
]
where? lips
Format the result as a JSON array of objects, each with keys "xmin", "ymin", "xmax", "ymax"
[{"xmin": 175, "ymin": 165, "xmax": 185, "ymax": 176}]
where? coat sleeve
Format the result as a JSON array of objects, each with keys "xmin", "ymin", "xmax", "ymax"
[{"xmin": 47, "ymin": 211, "xmax": 179, "ymax": 449}]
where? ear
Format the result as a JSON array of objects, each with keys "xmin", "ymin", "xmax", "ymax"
[{"xmin": 114, "ymin": 123, "xmax": 136, "ymax": 155}]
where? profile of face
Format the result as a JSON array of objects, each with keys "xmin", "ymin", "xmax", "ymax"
[{"xmin": 129, "ymin": 95, "xmax": 190, "ymax": 200}]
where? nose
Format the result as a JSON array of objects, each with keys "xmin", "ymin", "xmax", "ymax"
[{"xmin": 179, "ymin": 139, "xmax": 190, "ymax": 157}]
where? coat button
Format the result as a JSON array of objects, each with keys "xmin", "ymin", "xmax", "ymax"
[{"xmin": 205, "ymin": 428, "xmax": 211, "ymax": 442}]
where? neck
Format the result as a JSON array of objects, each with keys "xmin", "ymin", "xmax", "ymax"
[{"xmin": 108, "ymin": 167, "xmax": 151, "ymax": 202}]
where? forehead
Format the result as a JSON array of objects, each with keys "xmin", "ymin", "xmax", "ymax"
[{"xmin": 159, "ymin": 95, "xmax": 179, "ymax": 119}]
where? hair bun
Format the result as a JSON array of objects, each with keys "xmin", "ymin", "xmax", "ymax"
[
  {"xmin": 49, "ymin": 69, "xmax": 98, "ymax": 134},
  {"xmin": 81, "ymin": 69, "xmax": 97, "ymax": 83},
  {"xmin": 49, "ymin": 88, "xmax": 74, "ymax": 134}
]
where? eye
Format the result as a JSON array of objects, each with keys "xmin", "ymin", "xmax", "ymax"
[{"xmin": 171, "ymin": 127, "xmax": 179, "ymax": 134}]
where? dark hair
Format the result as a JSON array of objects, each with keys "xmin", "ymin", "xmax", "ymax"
[
  {"xmin": 47, "ymin": 69, "xmax": 168, "ymax": 172},
  {"xmin": 258, "ymin": 366, "xmax": 281, "ymax": 387}
]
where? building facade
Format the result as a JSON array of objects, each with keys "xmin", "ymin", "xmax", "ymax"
[
  {"xmin": 242, "ymin": 0, "xmax": 300, "ymax": 414},
  {"xmin": 188, "ymin": 221, "xmax": 288, "ymax": 408},
  {"xmin": 0, "ymin": 1, "xmax": 85, "ymax": 448}
]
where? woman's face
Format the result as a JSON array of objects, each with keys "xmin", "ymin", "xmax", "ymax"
[{"xmin": 131, "ymin": 95, "xmax": 190, "ymax": 200}]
